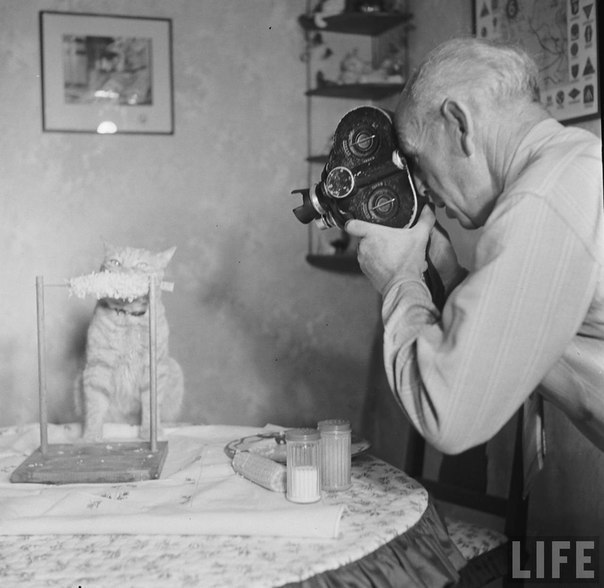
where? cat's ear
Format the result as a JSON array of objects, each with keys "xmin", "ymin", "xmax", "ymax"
[
  {"xmin": 156, "ymin": 246, "xmax": 176, "ymax": 268},
  {"xmin": 102, "ymin": 240, "xmax": 118, "ymax": 257}
]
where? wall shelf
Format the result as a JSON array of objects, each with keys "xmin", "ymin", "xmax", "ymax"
[
  {"xmin": 306, "ymin": 254, "xmax": 362, "ymax": 274},
  {"xmin": 306, "ymin": 82, "xmax": 404, "ymax": 100},
  {"xmin": 299, "ymin": 9, "xmax": 411, "ymax": 275},
  {"xmin": 306, "ymin": 154, "xmax": 329, "ymax": 164},
  {"xmin": 298, "ymin": 12, "xmax": 410, "ymax": 36}
]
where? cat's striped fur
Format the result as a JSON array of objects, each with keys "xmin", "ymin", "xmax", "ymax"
[{"xmin": 75, "ymin": 243, "xmax": 184, "ymax": 441}]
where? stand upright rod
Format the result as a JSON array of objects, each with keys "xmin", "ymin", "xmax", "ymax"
[
  {"xmin": 36, "ymin": 276, "xmax": 48, "ymax": 454},
  {"xmin": 148, "ymin": 274, "xmax": 158, "ymax": 453}
]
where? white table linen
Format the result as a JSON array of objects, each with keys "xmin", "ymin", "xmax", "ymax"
[
  {"xmin": 0, "ymin": 423, "xmax": 430, "ymax": 588},
  {"xmin": 0, "ymin": 423, "xmax": 343, "ymax": 538}
]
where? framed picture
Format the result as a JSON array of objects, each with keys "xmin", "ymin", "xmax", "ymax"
[
  {"xmin": 40, "ymin": 11, "xmax": 174, "ymax": 134},
  {"xmin": 473, "ymin": 0, "xmax": 599, "ymax": 124}
]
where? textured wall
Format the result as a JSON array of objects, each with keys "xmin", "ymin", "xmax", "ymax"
[{"xmin": 0, "ymin": 0, "xmax": 379, "ymax": 432}]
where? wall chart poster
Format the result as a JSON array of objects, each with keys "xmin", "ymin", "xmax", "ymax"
[{"xmin": 474, "ymin": 0, "xmax": 599, "ymax": 124}]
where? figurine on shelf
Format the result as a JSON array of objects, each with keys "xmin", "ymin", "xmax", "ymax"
[
  {"xmin": 316, "ymin": 70, "xmax": 338, "ymax": 88},
  {"xmin": 338, "ymin": 46, "xmax": 405, "ymax": 85},
  {"xmin": 338, "ymin": 48, "xmax": 371, "ymax": 84},
  {"xmin": 313, "ymin": 0, "xmax": 346, "ymax": 28},
  {"xmin": 354, "ymin": 1, "xmax": 384, "ymax": 13},
  {"xmin": 373, "ymin": 43, "xmax": 406, "ymax": 83},
  {"xmin": 351, "ymin": 0, "xmax": 407, "ymax": 13},
  {"xmin": 300, "ymin": 32, "xmax": 333, "ymax": 64}
]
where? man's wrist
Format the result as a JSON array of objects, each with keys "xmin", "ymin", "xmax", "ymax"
[{"xmin": 382, "ymin": 276, "xmax": 432, "ymax": 303}]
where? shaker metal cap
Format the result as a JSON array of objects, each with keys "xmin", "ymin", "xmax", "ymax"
[
  {"xmin": 317, "ymin": 419, "xmax": 351, "ymax": 432},
  {"xmin": 285, "ymin": 428, "xmax": 320, "ymax": 442}
]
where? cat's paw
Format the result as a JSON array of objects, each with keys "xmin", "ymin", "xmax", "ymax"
[{"xmin": 79, "ymin": 428, "xmax": 104, "ymax": 444}]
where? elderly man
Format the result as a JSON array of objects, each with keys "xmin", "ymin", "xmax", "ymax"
[{"xmin": 346, "ymin": 38, "xmax": 604, "ymax": 458}]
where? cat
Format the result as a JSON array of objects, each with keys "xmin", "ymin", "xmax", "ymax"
[{"xmin": 75, "ymin": 243, "xmax": 184, "ymax": 441}]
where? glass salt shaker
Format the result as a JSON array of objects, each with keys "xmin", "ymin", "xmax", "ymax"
[
  {"xmin": 285, "ymin": 428, "xmax": 321, "ymax": 503},
  {"xmin": 318, "ymin": 419, "xmax": 352, "ymax": 491}
]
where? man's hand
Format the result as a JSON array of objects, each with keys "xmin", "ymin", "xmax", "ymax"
[{"xmin": 345, "ymin": 206, "xmax": 435, "ymax": 294}]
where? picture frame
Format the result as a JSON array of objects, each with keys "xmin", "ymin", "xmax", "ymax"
[
  {"xmin": 473, "ymin": 0, "xmax": 599, "ymax": 124},
  {"xmin": 39, "ymin": 11, "xmax": 174, "ymax": 134}
]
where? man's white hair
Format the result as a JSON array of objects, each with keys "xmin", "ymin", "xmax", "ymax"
[{"xmin": 400, "ymin": 37, "xmax": 542, "ymax": 120}]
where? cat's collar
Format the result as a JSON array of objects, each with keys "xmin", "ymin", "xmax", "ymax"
[
  {"xmin": 115, "ymin": 308, "xmax": 147, "ymax": 317},
  {"xmin": 100, "ymin": 300, "xmax": 147, "ymax": 317}
]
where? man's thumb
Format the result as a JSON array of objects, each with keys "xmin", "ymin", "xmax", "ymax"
[
  {"xmin": 345, "ymin": 219, "xmax": 373, "ymax": 237},
  {"xmin": 416, "ymin": 204, "xmax": 436, "ymax": 230}
]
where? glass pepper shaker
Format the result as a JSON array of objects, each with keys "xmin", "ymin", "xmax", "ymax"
[
  {"xmin": 285, "ymin": 428, "xmax": 321, "ymax": 503},
  {"xmin": 318, "ymin": 419, "xmax": 352, "ymax": 491}
]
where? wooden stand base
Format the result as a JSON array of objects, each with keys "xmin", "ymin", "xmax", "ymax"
[{"xmin": 10, "ymin": 441, "xmax": 169, "ymax": 485}]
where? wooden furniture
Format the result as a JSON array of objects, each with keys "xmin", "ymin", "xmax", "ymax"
[
  {"xmin": 0, "ymin": 423, "xmax": 465, "ymax": 587},
  {"xmin": 405, "ymin": 410, "xmax": 528, "ymax": 588},
  {"xmin": 362, "ymin": 317, "xmax": 529, "ymax": 587}
]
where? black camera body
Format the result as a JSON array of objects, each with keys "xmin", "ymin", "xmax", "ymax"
[
  {"xmin": 291, "ymin": 105, "xmax": 445, "ymax": 309},
  {"xmin": 292, "ymin": 106, "xmax": 422, "ymax": 230}
]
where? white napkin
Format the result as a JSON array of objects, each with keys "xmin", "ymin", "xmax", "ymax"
[
  {"xmin": 0, "ymin": 423, "xmax": 344, "ymax": 538},
  {"xmin": 0, "ymin": 484, "xmax": 344, "ymax": 537}
]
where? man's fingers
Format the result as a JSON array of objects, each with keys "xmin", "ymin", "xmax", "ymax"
[
  {"xmin": 347, "ymin": 207, "xmax": 435, "ymax": 238},
  {"xmin": 417, "ymin": 203, "xmax": 436, "ymax": 228},
  {"xmin": 345, "ymin": 219, "xmax": 374, "ymax": 237}
]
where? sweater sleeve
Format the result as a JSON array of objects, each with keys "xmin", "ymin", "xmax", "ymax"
[{"xmin": 382, "ymin": 192, "xmax": 599, "ymax": 453}]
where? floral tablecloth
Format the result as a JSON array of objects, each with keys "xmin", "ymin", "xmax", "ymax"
[{"xmin": 0, "ymin": 423, "xmax": 464, "ymax": 588}]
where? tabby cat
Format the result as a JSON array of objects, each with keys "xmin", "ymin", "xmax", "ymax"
[{"xmin": 75, "ymin": 243, "xmax": 184, "ymax": 441}]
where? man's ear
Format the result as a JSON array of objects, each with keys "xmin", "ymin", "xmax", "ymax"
[{"xmin": 441, "ymin": 98, "xmax": 474, "ymax": 157}]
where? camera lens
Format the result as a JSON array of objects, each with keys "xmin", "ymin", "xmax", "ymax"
[
  {"xmin": 292, "ymin": 185, "xmax": 326, "ymax": 224},
  {"xmin": 325, "ymin": 166, "xmax": 354, "ymax": 199},
  {"xmin": 293, "ymin": 200, "xmax": 319, "ymax": 224}
]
